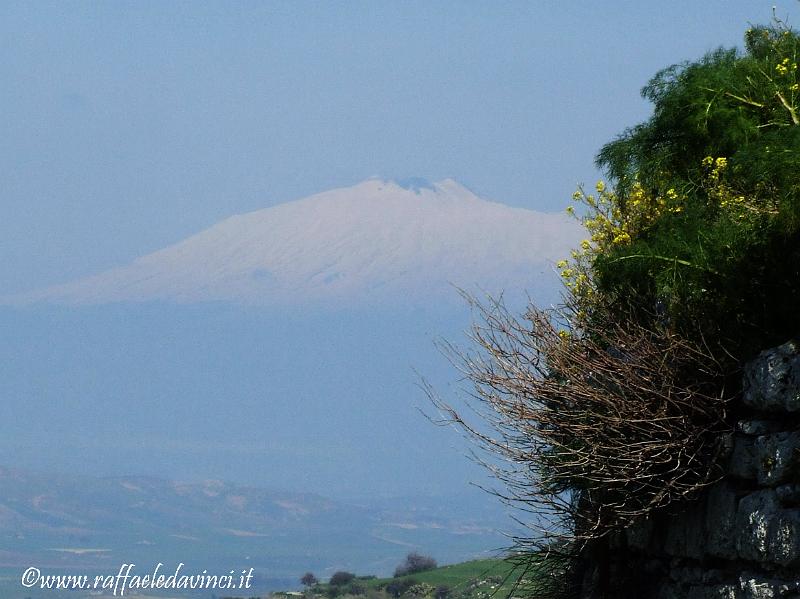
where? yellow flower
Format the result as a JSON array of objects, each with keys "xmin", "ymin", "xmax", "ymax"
[
  {"xmin": 595, "ymin": 181, "xmax": 606, "ymax": 193},
  {"xmin": 612, "ymin": 232, "xmax": 631, "ymax": 245},
  {"xmin": 566, "ymin": 205, "xmax": 575, "ymax": 215},
  {"xmin": 556, "ymin": 260, "xmax": 568, "ymax": 269}
]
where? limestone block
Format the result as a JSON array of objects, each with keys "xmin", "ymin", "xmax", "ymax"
[
  {"xmin": 736, "ymin": 489, "xmax": 800, "ymax": 566},
  {"xmin": 743, "ymin": 340, "xmax": 800, "ymax": 413},
  {"xmin": 738, "ymin": 572, "xmax": 799, "ymax": 599},
  {"xmin": 753, "ymin": 432, "xmax": 800, "ymax": 486},
  {"xmin": 769, "ymin": 508, "xmax": 800, "ymax": 567},
  {"xmin": 736, "ymin": 490, "xmax": 778, "ymax": 562}
]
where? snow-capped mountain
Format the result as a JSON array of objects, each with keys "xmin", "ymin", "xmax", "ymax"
[{"xmin": 14, "ymin": 178, "xmax": 583, "ymax": 306}]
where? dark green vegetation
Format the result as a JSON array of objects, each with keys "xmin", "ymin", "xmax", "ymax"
[
  {"xmin": 588, "ymin": 20, "xmax": 800, "ymax": 363},
  {"xmin": 393, "ymin": 553, "xmax": 438, "ymax": 577}
]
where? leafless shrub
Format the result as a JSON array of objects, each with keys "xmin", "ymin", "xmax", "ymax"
[{"xmin": 426, "ymin": 294, "xmax": 730, "ymax": 557}]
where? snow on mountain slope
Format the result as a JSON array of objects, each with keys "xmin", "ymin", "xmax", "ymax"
[{"xmin": 14, "ymin": 178, "xmax": 584, "ymax": 306}]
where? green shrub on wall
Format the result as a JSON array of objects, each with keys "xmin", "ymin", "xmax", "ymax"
[{"xmin": 560, "ymin": 19, "xmax": 800, "ymax": 363}]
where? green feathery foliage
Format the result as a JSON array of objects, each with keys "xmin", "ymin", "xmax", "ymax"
[{"xmin": 577, "ymin": 20, "xmax": 800, "ymax": 362}]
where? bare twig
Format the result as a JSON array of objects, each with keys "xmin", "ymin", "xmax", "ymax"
[{"xmin": 426, "ymin": 294, "xmax": 730, "ymax": 559}]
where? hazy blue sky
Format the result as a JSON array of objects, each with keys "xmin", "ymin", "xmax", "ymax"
[{"xmin": 3, "ymin": 1, "xmax": 799, "ymax": 295}]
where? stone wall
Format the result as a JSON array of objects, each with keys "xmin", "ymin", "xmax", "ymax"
[{"xmin": 582, "ymin": 340, "xmax": 800, "ymax": 599}]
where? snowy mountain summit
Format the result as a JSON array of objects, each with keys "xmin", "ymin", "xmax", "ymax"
[{"xmin": 17, "ymin": 178, "xmax": 583, "ymax": 306}]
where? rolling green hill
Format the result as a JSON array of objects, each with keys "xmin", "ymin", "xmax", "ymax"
[{"xmin": 297, "ymin": 557, "xmax": 543, "ymax": 599}]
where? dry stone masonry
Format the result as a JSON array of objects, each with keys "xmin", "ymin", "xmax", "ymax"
[{"xmin": 589, "ymin": 340, "xmax": 800, "ymax": 598}]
